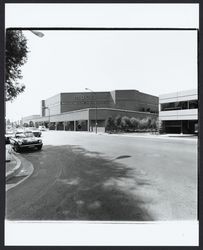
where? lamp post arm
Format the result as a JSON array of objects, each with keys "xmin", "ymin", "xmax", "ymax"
[{"xmin": 29, "ymin": 30, "xmax": 45, "ymax": 38}]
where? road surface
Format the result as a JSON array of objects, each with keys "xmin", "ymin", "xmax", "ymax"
[{"xmin": 6, "ymin": 131, "xmax": 197, "ymax": 221}]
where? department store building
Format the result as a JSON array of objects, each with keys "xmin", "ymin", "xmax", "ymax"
[{"xmin": 22, "ymin": 89, "xmax": 158, "ymax": 132}]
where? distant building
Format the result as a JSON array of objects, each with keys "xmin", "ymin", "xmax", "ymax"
[
  {"xmin": 22, "ymin": 89, "xmax": 158, "ymax": 132},
  {"xmin": 159, "ymin": 89, "xmax": 198, "ymax": 134},
  {"xmin": 22, "ymin": 115, "xmax": 41, "ymax": 125}
]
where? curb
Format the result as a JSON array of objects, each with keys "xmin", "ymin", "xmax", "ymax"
[
  {"xmin": 6, "ymin": 155, "xmax": 34, "ymax": 192},
  {"xmin": 6, "ymin": 153, "xmax": 22, "ymax": 181},
  {"xmin": 101, "ymin": 133, "xmax": 197, "ymax": 141}
]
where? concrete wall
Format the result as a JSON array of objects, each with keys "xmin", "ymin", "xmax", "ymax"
[
  {"xmin": 22, "ymin": 115, "xmax": 41, "ymax": 124},
  {"xmin": 49, "ymin": 109, "xmax": 89, "ymax": 122},
  {"xmin": 159, "ymin": 109, "xmax": 198, "ymax": 121},
  {"xmin": 43, "ymin": 94, "xmax": 61, "ymax": 116},
  {"xmin": 159, "ymin": 89, "xmax": 197, "ymax": 104}
]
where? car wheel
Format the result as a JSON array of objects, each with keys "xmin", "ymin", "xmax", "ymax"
[{"xmin": 37, "ymin": 145, "xmax": 42, "ymax": 150}]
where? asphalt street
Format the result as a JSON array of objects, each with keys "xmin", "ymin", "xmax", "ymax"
[{"xmin": 6, "ymin": 131, "xmax": 198, "ymax": 221}]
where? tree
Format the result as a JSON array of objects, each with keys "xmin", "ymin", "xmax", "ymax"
[
  {"xmin": 150, "ymin": 118, "xmax": 157, "ymax": 130},
  {"xmin": 146, "ymin": 117, "xmax": 152, "ymax": 129},
  {"xmin": 157, "ymin": 120, "xmax": 164, "ymax": 134},
  {"xmin": 139, "ymin": 118, "xmax": 148, "ymax": 130},
  {"xmin": 6, "ymin": 119, "xmax": 11, "ymax": 125},
  {"xmin": 29, "ymin": 121, "xmax": 34, "ymax": 127},
  {"xmin": 114, "ymin": 115, "xmax": 122, "ymax": 131},
  {"xmin": 130, "ymin": 117, "xmax": 139, "ymax": 131},
  {"xmin": 6, "ymin": 30, "xmax": 29, "ymax": 101},
  {"xmin": 105, "ymin": 116, "xmax": 115, "ymax": 132},
  {"xmin": 121, "ymin": 116, "xmax": 131, "ymax": 131},
  {"xmin": 138, "ymin": 117, "xmax": 153, "ymax": 130}
]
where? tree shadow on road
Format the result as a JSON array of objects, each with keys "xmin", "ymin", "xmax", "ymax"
[
  {"xmin": 34, "ymin": 145, "xmax": 153, "ymax": 221},
  {"xmin": 7, "ymin": 145, "xmax": 154, "ymax": 221}
]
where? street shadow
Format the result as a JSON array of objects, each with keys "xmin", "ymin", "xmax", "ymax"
[
  {"xmin": 114, "ymin": 155, "xmax": 132, "ymax": 160},
  {"xmin": 28, "ymin": 145, "xmax": 153, "ymax": 221},
  {"xmin": 16, "ymin": 147, "xmax": 41, "ymax": 154},
  {"xmin": 6, "ymin": 175, "xmax": 27, "ymax": 184}
]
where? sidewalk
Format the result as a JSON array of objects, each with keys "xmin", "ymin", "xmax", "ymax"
[
  {"xmin": 46, "ymin": 130, "xmax": 198, "ymax": 141},
  {"xmin": 98, "ymin": 132, "xmax": 198, "ymax": 140},
  {"xmin": 6, "ymin": 152, "xmax": 22, "ymax": 181}
]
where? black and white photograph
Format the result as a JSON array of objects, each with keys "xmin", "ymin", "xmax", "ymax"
[{"xmin": 4, "ymin": 3, "xmax": 199, "ymax": 246}]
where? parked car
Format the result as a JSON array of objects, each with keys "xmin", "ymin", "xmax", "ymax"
[
  {"xmin": 16, "ymin": 128, "xmax": 24, "ymax": 133},
  {"xmin": 25, "ymin": 127, "xmax": 42, "ymax": 137},
  {"xmin": 6, "ymin": 129, "xmax": 15, "ymax": 137},
  {"xmin": 5, "ymin": 136, "xmax": 12, "ymax": 162},
  {"xmin": 5, "ymin": 131, "xmax": 15, "ymax": 143},
  {"xmin": 10, "ymin": 131, "xmax": 43, "ymax": 152},
  {"xmin": 5, "ymin": 134, "xmax": 11, "ymax": 144},
  {"xmin": 32, "ymin": 129, "xmax": 42, "ymax": 137},
  {"xmin": 6, "ymin": 145, "xmax": 12, "ymax": 162},
  {"xmin": 39, "ymin": 125, "xmax": 47, "ymax": 131}
]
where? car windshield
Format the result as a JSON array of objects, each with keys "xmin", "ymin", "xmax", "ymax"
[
  {"xmin": 24, "ymin": 132, "xmax": 34, "ymax": 137},
  {"xmin": 15, "ymin": 133, "xmax": 25, "ymax": 138},
  {"xmin": 16, "ymin": 132, "xmax": 34, "ymax": 138}
]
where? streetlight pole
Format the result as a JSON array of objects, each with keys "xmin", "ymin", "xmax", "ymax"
[{"xmin": 85, "ymin": 88, "xmax": 97, "ymax": 134}]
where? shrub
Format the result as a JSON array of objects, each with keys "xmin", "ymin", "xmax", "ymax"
[
  {"xmin": 130, "ymin": 117, "xmax": 139, "ymax": 130},
  {"xmin": 105, "ymin": 116, "xmax": 115, "ymax": 132},
  {"xmin": 105, "ymin": 115, "xmax": 158, "ymax": 133},
  {"xmin": 139, "ymin": 118, "xmax": 148, "ymax": 130},
  {"xmin": 114, "ymin": 115, "xmax": 122, "ymax": 131},
  {"xmin": 121, "ymin": 116, "xmax": 131, "ymax": 131},
  {"xmin": 29, "ymin": 121, "xmax": 34, "ymax": 127},
  {"xmin": 150, "ymin": 118, "xmax": 157, "ymax": 130},
  {"xmin": 147, "ymin": 117, "xmax": 152, "ymax": 128},
  {"xmin": 157, "ymin": 120, "xmax": 164, "ymax": 134}
]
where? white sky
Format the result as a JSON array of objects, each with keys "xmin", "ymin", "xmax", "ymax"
[{"xmin": 6, "ymin": 29, "xmax": 197, "ymax": 121}]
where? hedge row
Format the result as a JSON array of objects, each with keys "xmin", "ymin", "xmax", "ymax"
[{"xmin": 105, "ymin": 115, "xmax": 160, "ymax": 133}]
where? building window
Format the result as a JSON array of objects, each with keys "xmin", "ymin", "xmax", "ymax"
[
  {"xmin": 161, "ymin": 102, "xmax": 175, "ymax": 111},
  {"xmin": 179, "ymin": 101, "xmax": 188, "ymax": 109},
  {"xmin": 189, "ymin": 100, "xmax": 198, "ymax": 109},
  {"xmin": 161, "ymin": 101, "xmax": 189, "ymax": 111}
]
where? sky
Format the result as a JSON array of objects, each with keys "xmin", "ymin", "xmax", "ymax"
[{"xmin": 6, "ymin": 29, "xmax": 197, "ymax": 121}]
